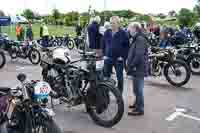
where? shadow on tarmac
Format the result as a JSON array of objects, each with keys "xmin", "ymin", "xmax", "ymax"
[{"xmin": 145, "ymin": 80, "xmax": 194, "ymax": 91}]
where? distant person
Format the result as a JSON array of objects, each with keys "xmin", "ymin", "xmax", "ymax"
[
  {"xmin": 159, "ymin": 28, "xmax": 172, "ymax": 48},
  {"xmin": 127, "ymin": 22, "xmax": 149, "ymax": 116},
  {"xmin": 26, "ymin": 21, "xmax": 34, "ymax": 41},
  {"xmin": 16, "ymin": 23, "xmax": 24, "ymax": 41},
  {"xmin": 141, "ymin": 23, "xmax": 147, "ymax": 33},
  {"xmin": 101, "ymin": 16, "xmax": 129, "ymax": 93},
  {"xmin": 75, "ymin": 23, "xmax": 82, "ymax": 36},
  {"xmin": 40, "ymin": 22, "xmax": 49, "ymax": 47},
  {"xmin": 87, "ymin": 16, "xmax": 101, "ymax": 50}
]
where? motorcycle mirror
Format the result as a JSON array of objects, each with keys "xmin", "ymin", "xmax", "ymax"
[{"xmin": 17, "ymin": 73, "xmax": 27, "ymax": 83}]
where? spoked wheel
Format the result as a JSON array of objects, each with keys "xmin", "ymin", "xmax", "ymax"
[
  {"xmin": 86, "ymin": 83, "xmax": 124, "ymax": 128},
  {"xmin": 0, "ymin": 51, "xmax": 6, "ymax": 69},
  {"xmin": 164, "ymin": 60, "xmax": 191, "ymax": 87},
  {"xmin": 187, "ymin": 54, "xmax": 200, "ymax": 75},
  {"xmin": 9, "ymin": 47, "xmax": 17, "ymax": 59},
  {"xmin": 34, "ymin": 119, "xmax": 62, "ymax": 133},
  {"xmin": 67, "ymin": 40, "xmax": 75, "ymax": 50},
  {"xmin": 28, "ymin": 49, "xmax": 41, "ymax": 65}
]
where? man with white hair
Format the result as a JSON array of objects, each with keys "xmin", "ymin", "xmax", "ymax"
[
  {"xmin": 127, "ymin": 22, "xmax": 149, "ymax": 116},
  {"xmin": 87, "ymin": 16, "xmax": 102, "ymax": 50},
  {"xmin": 101, "ymin": 16, "xmax": 129, "ymax": 94}
]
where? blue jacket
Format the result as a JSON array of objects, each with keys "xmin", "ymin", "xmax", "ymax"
[
  {"xmin": 127, "ymin": 32, "xmax": 149, "ymax": 77},
  {"xmin": 87, "ymin": 22, "xmax": 101, "ymax": 49},
  {"xmin": 101, "ymin": 28, "xmax": 129, "ymax": 60},
  {"xmin": 159, "ymin": 39, "xmax": 172, "ymax": 48}
]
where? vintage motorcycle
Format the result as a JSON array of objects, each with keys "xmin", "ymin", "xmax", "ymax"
[
  {"xmin": 40, "ymin": 48, "xmax": 124, "ymax": 128},
  {"xmin": 0, "ymin": 73, "xmax": 62, "ymax": 133},
  {"xmin": 149, "ymin": 47, "xmax": 191, "ymax": 87},
  {"xmin": 175, "ymin": 43, "xmax": 200, "ymax": 75},
  {"xmin": 0, "ymin": 50, "xmax": 6, "ymax": 69},
  {"xmin": 5, "ymin": 40, "xmax": 41, "ymax": 65}
]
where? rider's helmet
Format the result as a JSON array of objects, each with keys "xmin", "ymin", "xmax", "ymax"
[{"xmin": 53, "ymin": 48, "xmax": 71, "ymax": 64}]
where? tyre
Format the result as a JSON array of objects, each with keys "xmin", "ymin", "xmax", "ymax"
[
  {"xmin": 9, "ymin": 47, "xmax": 17, "ymax": 59},
  {"xmin": 86, "ymin": 83, "xmax": 124, "ymax": 128},
  {"xmin": 67, "ymin": 40, "xmax": 75, "ymax": 50},
  {"xmin": 187, "ymin": 53, "xmax": 200, "ymax": 75},
  {"xmin": 164, "ymin": 60, "xmax": 191, "ymax": 87},
  {"xmin": 37, "ymin": 119, "xmax": 63, "ymax": 133},
  {"xmin": 0, "ymin": 51, "xmax": 6, "ymax": 69},
  {"xmin": 28, "ymin": 48, "xmax": 41, "ymax": 65}
]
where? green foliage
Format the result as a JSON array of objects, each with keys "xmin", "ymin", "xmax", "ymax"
[
  {"xmin": 22, "ymin": 9, "xmax": 35, "ymax": 20},
  {"xmin": 52, "ymin": 9, "xmax": 60, "ymax": 24},
  {"xmin": 136, "ymin": 15, "xmax": 151, "ymax": 22},
  {"xmin": 177, "ymin": 8, "xmax": 195, "ymax": 27}
]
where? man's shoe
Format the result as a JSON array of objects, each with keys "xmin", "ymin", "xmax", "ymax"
[
  {"xmin": 128, "ymin": 110, "xmax": 144, "ymax": 116},
  {"xmin": 129, "ymin": 105, "xmax": 136, "ymax": 109}
]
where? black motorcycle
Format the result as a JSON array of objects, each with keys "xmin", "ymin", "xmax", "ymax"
[
  {"xmin": 0, "ymin": 73, "xmax": 62, "ymax": 133},
  {"xmin": 7, "ymin": 40, "xmax": 41, "ymax": 65},
  {"xmin": 175, "ymin": 43, "xmax": 200, "ymax": 75},
  {"xmin": 149, "ymin": 47, "xmax": 191, "ymax": 87},
  {"xmin": 41, "ymin": 50, "xmax": 124, "ymax": 128},
  {"xmin": 0, "ymin": 50, "xmax": 6, "ymax": 69}
]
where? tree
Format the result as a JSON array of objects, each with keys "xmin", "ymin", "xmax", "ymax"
[
  {"xmin": 0, "ymin": 10, "xmax": 5, "ymax": 16},
  {"xmin": 177, "ymin": 8, "xmax": 195, "ymax": 27},
  {"xmin": 52, "ymin": 9, "xmax": 60, "ymax": 24},
  {"xmin": 168, "ymin": 10, "xmax": 176, "ymax": 17},
  {"xmin": 22, "ymin": 9, "xmax": 35, "ymax": 20}
]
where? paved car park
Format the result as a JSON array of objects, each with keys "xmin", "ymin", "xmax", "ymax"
[{"xmin": 0, "ymin": 52, "xmax": 200, "ymax": 133}]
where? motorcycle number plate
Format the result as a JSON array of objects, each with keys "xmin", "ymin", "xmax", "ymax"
[
  {"xmin": 96, "ymin": 60, "xmax": 104, "ymax": 70},
  {"xmin": 34, "ymin": 81, "xmax": 51, "ymax": 98}
]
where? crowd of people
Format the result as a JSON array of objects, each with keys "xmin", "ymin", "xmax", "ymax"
[
  {"xmin": 87, "ymin": 16, "xmax": 150, "ymax": 116},
  {"xmin": 15, "ymin": 21, "xmax": 34, "ymax": 41},
  {"xmin": 86, "ymin": 15, "xmax": 195, "ymax": 116}
]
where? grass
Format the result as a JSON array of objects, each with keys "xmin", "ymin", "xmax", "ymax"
[{"xmin": 0, "ymin": 24, "xmax": 75, "ymax": 40}]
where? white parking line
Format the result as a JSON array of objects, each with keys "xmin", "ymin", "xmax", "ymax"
[{"xmin": 166, "ymin": 107, "xmax": 200, "ymax": 122}]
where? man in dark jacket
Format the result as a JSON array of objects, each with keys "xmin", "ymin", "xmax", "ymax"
[
  {"xmin": 101, "ymin": 16, "xmax": 129, "ymax": 93},
  {"xmin": 127, "ymin": 22, "xmax": 149, "ymax": 116},
  {"xmin": 87, "ymin": 16, "xmax": 101, "ymax": 50}
]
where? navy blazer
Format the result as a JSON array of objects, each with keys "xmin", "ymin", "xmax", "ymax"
[{"xmin": 101, "ymin": 28, "xmax": 129, "ymax": 60}]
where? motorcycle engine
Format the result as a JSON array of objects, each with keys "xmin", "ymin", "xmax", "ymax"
[{"xmin": 45, "ymin": 67, "xmax": 82, "ymax": 103}]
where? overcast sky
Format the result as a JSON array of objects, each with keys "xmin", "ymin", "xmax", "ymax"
[{"xmin": 0, "ymin": 0, "xmax": 197, "ymax": 15}]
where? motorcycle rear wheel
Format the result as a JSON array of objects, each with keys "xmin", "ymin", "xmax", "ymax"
[
  {"xmin": 28, "ymin": 48, "xmax": 41, "ymax": 65},
  {"xmin": 164, "ymin": 60, "xmax": 191, "ymax": 87},
  {"xmin": 187, "ymin": 54, "xmax": 200, "ymax": 75}
]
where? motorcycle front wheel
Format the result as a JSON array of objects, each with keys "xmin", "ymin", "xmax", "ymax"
[
  {"xmin": 86, "ymin": 82, "xmax": 124, "ymax": 128},
  {"xmin": 164, "ymin": 60, "xmax": 191, "ymax": 87},
  {"xmin": 28, "ymin": 48, "xmax": 41, "ymax": 65},
  {"xmin": 67, "ymin": 40, "xmax": 75, "ymax": 50},
  {"xmin": 0, "ymin": 51, "xmax": 6, "ymax": 69}
]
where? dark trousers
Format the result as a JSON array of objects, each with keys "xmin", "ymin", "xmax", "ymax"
[
  {"xmin": 42, "ymin": 36, "xmax": 49, "ymax": 47},
  {"xmin": 132, "ymin": 77, "xmax": 144, "ymax": 112},
  {"xmin": 104, "ymin": 58, "xmax": 124, "ymax": 93}
]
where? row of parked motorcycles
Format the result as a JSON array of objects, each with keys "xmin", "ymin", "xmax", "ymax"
[
  {"xmin": 0, "ymin": 33, "xmax": 86, "ymax": 69},
  {"xmin": 37, "ymin": 34, "xmax": 86, "ymax": 50},
  {"xmin": 147, "ymin": 30, "xmax": 200, "ymax": 87}
]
